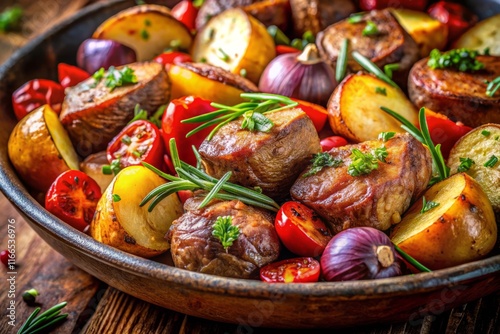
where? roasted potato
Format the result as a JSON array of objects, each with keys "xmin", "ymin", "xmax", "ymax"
[
  {"xmin": 168, "ymin": 62, "xmax": 257, "ymax": 104},
  {"xmin": 80, "ymin": 151, "xmax": 115, "ymax": 193},
  {"xmin": 327, "ymin": 73, "xmax": 418, "ymax": 143},
  {"xmin": 8, "ymin": 105, "xmax": 79, "ymax": 192},
  {"xmin": 192, "ymin": 8, "xmax": 275, "ymax": 84},
  {"xmin": 447, "ymin": 124, "xmax": 500, "ymax": 213},
  {"xmin": 90, "ymin": 165, "xmax": 183, "ymax": 258},
  {"xmin": 454, "ymin": 14, "xmax": 500, "ymax": 56},
  {"xmin": 92, "ymin": 4, "xmax": 192, "ymax": 61},
  {"xmin": 391, "ymin": 173, "xmax": 497, "ymax": 270},
  {"xmin": 390, "ymin": 8, "xmax": 448, "ymax": 57}
]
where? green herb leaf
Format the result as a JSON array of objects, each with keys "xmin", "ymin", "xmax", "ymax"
[
  {"xmin": 375, "ymin": 87, "xmax": 387, "ymax": 95},
  {"xmin": 486, "ymin": 76, "xmax": 500, "ymax": 97},
  {"xmin": 378, "ymin": 132, "xmax": 395, "ymax": 142},
  {"xmin": 383, "ymin": 63, "xmax": 400, "ymax": 79},
  {"xmin": 112, "ymin": 194, "xmax": 121, "ymax": 202},
  {"xmin": 267, "ymin": 25, "xmax": 290, "ymax": 45},
  {"xmin": 92, "ymin": 67, "xmax": 106, "ymax": 82},
  {"xmin": 303, "ymin": 152, "xmax": 343, "ymax": 177},
  {"xmin": 212, "ymin": 216, "xmax": 240, "ymax": 251},
  {"xmin": 420, "ymin": 196, "xmax": 439, "ymax": 214},
  {"xmin": 419, "ymin": 108, "xmax": 450, "ymax": 182},
  {"xmin": 347, "ymin": 12, "xmax": 364, "ymax": 24},
  {"xmin": 0, "ymin": 6, "xmax": 23, "ymax": 32},
  {"xmin": 393, "ymin": 243, "xmax": 431, "ymax": 272},
  {"xmin": 481, "ymin": 129, "xmax": 491, "ymax": 136},
  {"xmin": 484, "ymin": 155, "xmax": 498, "ymax": 168},
  {"xmin": 336, "ymin": 38, "xmax": 349, "ymax": 82},
  {"xmin": 18, "ymin": 302, "xmax": 68, "ymax": 334},
  {"xmin": 216, "ymin": 48, "xmax": 230, "ymax": 62},
  {"xmin": 373, "ymin": 146, "xmax": 388, "ymax": 162},
  {"xmin": 352, "ymin": 51, "xmax": 399, "ymax": 88},
  {"xmin": 457, "ymin": 157, "xmax": 475, "ymax": 172},
  {"xmin": 140, "ymin": 29, "xmax": 149, "ymax": 40},
  {"xmin": 428, "ymin": 48, "xmax": 484, "ymax": 72},
  {"xmin": 362, "ymin": 20, "xmax": 379, "ymax": 36},
  {"xmin": 347, "ymin": 149, "xmax": 379, "ymax": 177},
  {"xmin": 102, "ymin": 159, "xmax": 122, "ymax": 176},
  {"xmin": 104, "ymin": 66, "xmax": 138, "ymax": 91},
  {"xmin": 241, "ymin": 111, "xmax": 274, "ymax": 132}
]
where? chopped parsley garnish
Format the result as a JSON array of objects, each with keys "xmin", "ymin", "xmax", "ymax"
[
  {"xmin": 420, "ymin": 196, "xmax": 439, "ymax": 214},
  {"xmin": 347, "ymin": 13, "xmax": 364, "ymax": 24},
  {"xmin": 104, "ymin": 66, "xmax": 138, "ymax": 91},
  {"xmin": 481, "ymin": 129, "xmax": 491, "ymax": 136},
  {"xmin": 102, "ymin": 159, "xmax": 122, "ymax": 175},
  {"xmin": 144, "ymin": 19, "xmax": 151, "ymax": 26},
  {"xmin": 112, "ymin": 194, "xmax": 122, "ymax": 202},
  {"xmin": 140, "ymin": 29, "xmax": 149, "ymax": 40},
  {"xmin": 484, "ymin": 155, "xmax": 498, "ymax": 168},
  {"xmin": 362, "ymin": 20, "xmax": 379, "ymax": 36},
  {"xmin": 216, "ymin": 48, "xmax": 230, "ymax": 62},
  {"xmin": 486, "ymin": 76, "xmax": 500, "ymax": 97},
  {"xmin": 303, "ymin": 152, "xmax": 343, "ymax": 177},
  {"xmin": 348, "ymin": 148, "xmax": 380, "ymax": 177},
  {"xmin": 0, "ymin": 6, "xmax": 23, "ymax": 32},
  {"xmin": 92, "ymin": 67, "xmax": 106, "ymax": 81},
  {"xmin": 457, "ymin": 157, "xmax": 475, "ymax": 172},
  {"xmin": 241, "ymin": 111, "xmax": 273, "ymax": 132},
  {"xmin": 121, "ymin": 135, "xmax": 132, "ymax": 145},
  {"xmin": 375, "ymin": 87, "xmax": 387, "ymax": 96},
  {"xmin": 212, "ymin": 216, "xmax": 240, "ymax": 251},
  {"xmin": 427, "ymin": 48, "xmax": 484, "ymax": 72},
  {"xmin": 378, "ymin": 132, "xmax": 395, "ymax": 142},
  {"xmin": 373, "ymin": 146, "xmax": 388, "ymax": 162},
  {"xmin": 383, "ymin": 63, "xmax": 400, "ymax": 79}
]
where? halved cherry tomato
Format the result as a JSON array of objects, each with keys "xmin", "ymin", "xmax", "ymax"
[
  {"xmin": 12, "ymin": 79, "xmax": 65, "ymax": 120},
  {"xmin": 161, "ymin": 96, "xmax": 216, "ymax": 166},
  {"xmin": 107, "ymin": 120, "xmax": 164, "ymax": 170},
  {"xmin": 292, "ymin": 98, "xmax": 328, "ymax": 132},
  {"xmin": 260, "ymin": 257, "xmax": 321, "ymax": 283},
  {"xmin": 171, "ymin": 0, "xmax": 198, "ymax": 32},
  {"xmin": 320, "ymin": 136, "xmax": 349, "ymax": 152},
  {"xmin": 428, "ymin": 1, "xmax": 478, "ymax": 44},
  {"xmin": 58, "ymin": 63, "xmax": 90, "ymax": 88},
  {"xmin": 359, "ymin": 0, "xmax": 427, "ymax": 11},
  {"xmin": 275, "ymin": 45, "xmax": 301, "ymax": 55},
  {"xmin": 275, "ymin": 201, "xmax": 332, "ymax": 257},
  {"xmin": 154, "ymin": 51, "xmax": 193, "ymax": 66},
  {"xmin": 45, "ymin": 170, "xmax": 102, "ymax": 232}
]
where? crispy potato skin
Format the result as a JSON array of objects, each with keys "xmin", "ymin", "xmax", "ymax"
[
  {"xmin": 290, "ymin": 134, "xmax": 432, "ymax": 234},
  {"xmin": 8, "ymin": 106, "xmax": 73, "ymax": 192},
  {"xmin": 60, "ymin": 62, "xmax": 170, "ymax": 156},
  {"xmin": 391, "ymin": 173, "xmax": 497, "ymax": 270},
  {"xmin": 447, "ymin": 124, "xmax": 500, "ymax": 213},
  {"xmin": 408, "ymin": 56, "xmax": 500, "ymax": 127},
  {"xmin": 454, "ymin": 14, "xmax": 500, "ymax": 56}
]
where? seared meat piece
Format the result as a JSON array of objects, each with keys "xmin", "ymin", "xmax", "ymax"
[
  {"xmin": 199, "ymin": 108, "xmax": 321, "ymax": 200},
  {"xmin": 167, "ymin": 199, "xmax": 280, "ymax": 279},
  {"xmin": 290, "ymin": 133, "xmax": 432, "ymax": 233},
  {"xmin": 408, "ymin": 56, "xmax": 500, "ymax": 127},
  {"xmin": 60, "ymin": 62, "xmax": 170, "ymax": 156},
  {"xmin": 316, "ymin": 9, "xmax": 419, "ymax": 88}
]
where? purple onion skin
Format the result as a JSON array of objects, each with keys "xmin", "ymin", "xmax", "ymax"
[
  {"xmin": 258, "ymin": 53, "xmax": 337, "ymax": 107},
  {"xmin": 77, "ymin": 39, "xmax": 137, "ymax": 74},
  {"xmin": 321, "ymin": 227, "xmax": 405, "ymax": 282}
]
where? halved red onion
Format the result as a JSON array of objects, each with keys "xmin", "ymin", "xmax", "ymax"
[{"xmin": 77, "ymin": 38, "xmax": 137, "ymax": 74}]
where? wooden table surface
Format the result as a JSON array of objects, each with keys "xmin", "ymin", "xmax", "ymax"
[{"xmin": 0, "ymin": 1, "xmax": 499, "ymax": 333}]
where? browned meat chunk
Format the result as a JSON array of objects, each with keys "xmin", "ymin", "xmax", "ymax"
[
  {"xmin": 199, "ymin": 108, "xmax": 321, "ymax": 200},
  {"xmin": 408, "ymin": 56, "xmax": 500, "ymax": 127},
  {"xmin": 167, "ymin": 199, "xmax": 280, "ymax": 279},
  {"xmin": 290, "ymin": 133, "xmax": 432, "ymax": 234},
  {"xmin": 316, "ymin": 9, "xmax": 419, "ymax": 88},
  {"xmin": 60, "ymin": 62, "xmax": 170, "ymax": 156}
]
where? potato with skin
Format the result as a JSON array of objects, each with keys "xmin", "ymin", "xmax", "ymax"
[
  {"xmin": 327, "ymin": 73, "xmax": 418, "ymax": 143},
  {"xmin": 391, "ymin": 173, "xmax": 497, "ymax": 270},
  {"xmin": 454, "ymin": 14, "xmax": 500, "ymax": 56},
  {"xmin": 8, "ymin": 105, "xmax": 79, "ymax": 192},
  {"xmin": 447, "ymin": 124, "xmax": 500, "ymax": 213},
  {"xmin": 90, "ymin": 165, "xmax": 183, "ymax": 258},
  {"xmin": 80, "ymin": 151, "xmax": 114, "ymax": 193}
]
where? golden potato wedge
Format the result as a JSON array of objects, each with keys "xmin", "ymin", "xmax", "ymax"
[
  {"xmin": 391, "ymin": 173, "xmax": 497, "ymax": 270},
  {"xmin": 168, "ymin": 62, "xmax": 257, "ymax": 104},
  {"xmin": 447, "ymin": 124, "xmax": 500, "ymax": 213},
  {"xmin": 390, "ymin": 8, "xmax": 448, "ymax": 57},
  {"xmin": 90, "ymin": 165, "xmax": 183, "ymax": 258},
  {"xmin": 92, "ymin": 4, "xmax": 193, "ymax": 61},
  {"xmin": 192, "ymin": 8, "xmax": 275, "ymax": 84},
  {"xmin": 80, "ymin": 151, "xmax": 115, "ymax": 193},
  {"xmin": 327, "ymin": 73, "xmax": 418, "ymax": 143},
  {"xmin": 8, "ymin": 105, "xmax": 79, "ymax": 192},
  {"xmin": 454, "ymin": 14, "xmax": 500, "ymax": 56}
]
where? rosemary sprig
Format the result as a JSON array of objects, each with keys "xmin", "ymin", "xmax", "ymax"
[
  {"xmin": 352, "ymin": 51, "xmax": 399, "ymax": 88},
  {"xmin": 141, "ymin": 138, "xmax": 280, "ymax": 212},
  {"xmin": 336, "ymin": 38, "xmax": 349, "ymax": 82},
  {"xmin": 17, "ymin": 302, "xmax": 68, "ymax": 334},
  {"xmin": 181, "ymin": 93, "xmax": 298, "ymax": 141},
  {"xmin": 393, "ymin": 244, "xmax": 432, "ymax": 272},
  {"xmin": 486, "ymin": 76, "xmax": 500, "ymax": 97}
]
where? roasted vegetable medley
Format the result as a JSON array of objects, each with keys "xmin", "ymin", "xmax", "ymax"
[{"xmin": 6, "ymin": 0, "xmax": 500, "ymax": 283}]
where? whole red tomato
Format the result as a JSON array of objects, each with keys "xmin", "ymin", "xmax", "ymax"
[
  {"xmin": 154, "ymin": 51, "xmax": 193, "ymax": 66},
  {"xmin": 260, "ymin": 257, "xmax": 321, "ymax": 283},
  {"xmin": 45, "ymin": 170, "xmax": 102, "ymax": 232},
  {"xmin": 107, "ymin": 120, "xmax": 164, "ymax": 171},
  {"xmin": 275, "ymin": 201, "xmax": 332, "ymax": 257},
  {"xmin": 58, "ymin": 63, "xmax": 90, "ymax": 88},
  {"xmin": 320, "ymin": 136, "xmax": 349, "ymax": 152},
  {"xmin": 171, "ymin": 0, "xmax": 198, "ymax": 32},
  {"xmin": 12, "ymin": 79, "xmax": 65, "ymax": 120},
  {"xmin": 161, "ymin": 96, "xmax": 216, "ymax": 166},
  {"xmin": 428, "ymin": 1, "xmax": 478, "ymax": 43}
]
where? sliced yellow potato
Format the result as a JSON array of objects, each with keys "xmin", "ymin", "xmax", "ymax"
[
  {"xmin": 92, "ymin": 4, "xmax": 193, "ymax": 61},
  {"xmin": 192, "ymin": 8, "xmax": 275, "ymax": 84},
  {"xmin": 327, "ymin": 73, "xmax": 418, "ymax": 143},
  {"xmin": 454, "ymin": 14, "xmax": 500, "ymax": 56},
  {"xmin": 90, "ymin": 165, "xmax": 183, "ymax": 258},
  {"xmin": 391, "ymin": 173, "xmax": 497, "ymax": 270}
]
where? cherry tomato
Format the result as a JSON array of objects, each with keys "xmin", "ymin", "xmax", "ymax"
[
  {"xmin": 260, "ymin": 257, "xmax": 321, "ymax": 283},
  {"xmin": 275, "ymin": 201, "xmax": 332, "ymax": 257},
  {"xmin": 292, "ymin": 98, "xmax": 328, "ymax": 132},
  {"xmin": 107, "ymin": 120, "xmax": 164, "ymax": 170},
  {"xmin": 275, "ymin": 45, "xmax": 301, "ymax": 55},
  {"xmin": 423, "ymin": 112, "xmax": 472, "ymax": 159},
  {"xmin": 171, "ymin": 0, "xmax": 198, "ymax": 32},
  {"xmin": 58, "ymin": 63, "xmax": 90, "ymax": 88},
  {"xmin": 154, "ymin": 51, "xmax": 193, "ymax": 66},
  {"xmin": 45, "ymin": 170, "xmax": 102, "ymax": 232},
  {"xmin": 1, "ymin": 250, "xmax": 10, "ymax": 267},
  {"xmin": 320, "ymin": 136, "xmax": 349, "ymax": 152},
  {"xmin": 177, "ymin": 190, "xmax": 194, "ymax": 204},
  {"xmin": 12, "ymin": 79, "xmax": 65, "ymax": 120},
  {"xmin": 428, "ymin": 1, "xmax": 478, "ymax": 43},
  {"xmin": 359, "ymin": 0, "xmax": 427, "ymax": 11},
  {"xmin": 161, "ymin": 96, "xmax": 216, "ymax": 166}
]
